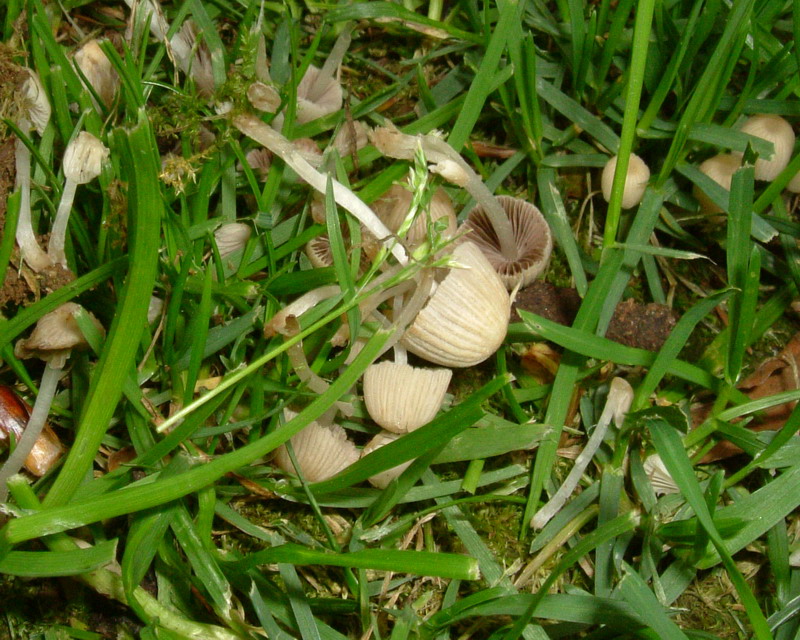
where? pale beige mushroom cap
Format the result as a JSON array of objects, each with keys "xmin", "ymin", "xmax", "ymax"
[
  {"xmin": 63, "ymin": 132, "xmax": 109, "ymax": 185},
  {"xmin": 694, "ymin": 153, "xmax": 742, "ymax": 214},
  {"xmin": 273, "ymin": 412, "xmax": 359, "ymax": 482},
  {"xmin": 361, "ymin": 431, "xmax": 412, "ymax": 489},
  {"xmin": 787, "ymin": 170, "xmax": 800, "ymax": 193},
  {"xmin": 74, "ymin": 39, "xmax": 119, "ymax": 108},
  {"xmin": 214, "ymin": 222, "xmax": 251, "ymax": 259},
  {"xmin": 20, "ymin": 70, "xmax": 51, "ymax": 135},
  {"xmin": 401, "ymin": 241, "xmax": 510, "ymax": 367},
  {"xmin": 333, "ymin": 121, "xmax": 370, "ymax": 157},
  {"xmin": 14, "ymin": 302, "xmax": 104, "ymax": 368},
  {"xmin": 601, "ymin": 153, "xmax": 650, "ymax": 209},
  {"xmin": 247, "ymin": 81, "xmax": 281, "ymax": 113},
  {"xmin": 363, "ymin": 362, "xmax": 452, "ymax": 433},
  {"xmin": 296, "ymin": 65, "xmax": 343, "ymax": 125},
  {"xmin": 643, "ymin": 453, "xmax": 679, "ymax": 496},
  {"xmin": 735, "ymin": 114, "xmax": 795, "ymax": 181},
  {"xmin": 371, "ymin": 185, "xmax": 457, "ymax": 249},
  {"xmin": 460, "ymin": 195, "xmax": 553, "ymax": 290}
]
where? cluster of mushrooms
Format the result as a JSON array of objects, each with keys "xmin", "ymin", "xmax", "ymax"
[{"xmin": 599, "ymin": 113, "xmax": 800, "ymax": 213}]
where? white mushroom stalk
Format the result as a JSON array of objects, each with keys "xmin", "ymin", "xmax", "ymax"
[
  {"xmin": 370, "ymin": 126, "xmax": 518, "ymax": 260},
  {"xmin": 15, "ymin": 72, "xmax": 53, "ymax": 273},
  {"xmin": 234, "ymin": 114, "xmax": 408, "ymax": 265},
  {"xmin": 531, "ymin": 377, "xmax": 634, "ymax": 530},
  {"xmin": 49, "ymin": 132, "xmax": 110, "ymax": 268}
]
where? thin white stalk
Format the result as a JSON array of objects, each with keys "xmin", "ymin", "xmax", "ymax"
[
  {"xmin": 392, "ymin": 294, "xmax": 408, "ymax": 365},
  {"xmin": 234, "ymin": 115, "xmax": 408, "ymax": 265},
  {"xmin": 48, "ymin": 178, "xmax": 78, "ymax": 268},
  {"xmin": 14, "ymin": 135, "xmax": 52, "ymax": 273},
  {"xmin": 0, "ymin": 362, "xmax": 63, "ymax": 502},
  {"xmin": 531, "ymin": 378, "xmax": 633, "ymax": 530}
]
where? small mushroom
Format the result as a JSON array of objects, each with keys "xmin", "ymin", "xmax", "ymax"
[
  {"xmin": 401, "ymin": 241, "xmax": 510, "ymax": 367},
  {"xmin": 170, "ymin": 19, "xmax": 215, "ymax": 98},
  {"xmin": 332, "ymin": 120, "xmax": 370, "ymax": 158},
  {"xmin": 273, "ymin": 410, "xmax": 359, "ymax": 482},
  {"xmin": 214, "ymin": 222, "xmax": 252, "ymax": 259},
  {"xmin": 48, "ymin": 132, "xmax": 110, "ymax": 268},
  {"xmin": 363, "ymin": 361, "xmax": 452, "ymax": 433},
  {"xmin": 460, "ymin": 195, "xmax": 552, "ymax": 289},
  {"xmin": 0, "ymin": 303, "xmax": 104, "ymax": 500},
  {"xmin": 361, "ymin": 431, "xmax": 412, "ymax": 489},
  {"xmin": 694, "ymin": 153, "xmax": 742, "ymax": 214},
  {"xmin": 74, "ymin": 39, "xmax": 119, "ymax": 109},
  {"xmin": 0, "ymin": 385, "xmax": 62, "ymax": 477},
  {"xmin": 734, "ymin": 114, "xmax": 795, "ymax": 181},
  {"xmin": 601, "ymin": 153, "xmax": 650, "ymax": 209},
  {"xmin": 371, "ymin": 184, "xmax": 457, "ymax": 251},
  {"xmin": 247, "ymin": 81, "xmax": 281, "ymax": 113},
  {"xmin": 642, "ymin": 453, "xmax": 679, "ymax": 496}
]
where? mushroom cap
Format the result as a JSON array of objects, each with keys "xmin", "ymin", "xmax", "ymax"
[
  {"xmin": 372, "ymin": 185, "xmax": 457, "ymax": 250},
  {"xmin": 788, "ymin": 170, "xmax": 800, "ymax": 193},
  {"xmin": 694, "ymin": 153, "xmax": 742, "ymax": 214},
  {"xmin": 361, "ymin": 431, "xmax": 412, "ymax": 489},
  {"xmin": 306, "ymin": 234, "xmax": 334, "ymax": 268},
  {"xmin": 273, "ymin": 412, "xmax": 360, "ymax": 482},
  {"xmin": 363, "ymin": 361, "xmax": 452, "ymax": 433},
  {"xmin": 601, "ymin": 153, "xmax": 650, "ymax": 209},
  {"xmin": 295, "ymin": 64, "xmax": 343, "ymax": 125},
  {"xmin": 459, "ymin": 195, "xmax": 553, "ymax": 290},
  {"xmin": 245, "ymin": 148, "xmax": 272, "ymax": 180},
  {"xmin": 170, "ymin": 20, "xmax": 215, "ymax": 97},
  {"xmin": 14, "ymin": 302, "xmax": 104, "ymax": 367},
  {"xmin": 247, "ymin": 81, "xmax": 281, "ymax": 113},
  {"xmin": 0, "ymin": 385, "xmax": 63, "ymax": 476},
  {"xmin": 735, "ymin": 114, "xmax": 795, "ymax": 181},
  {"xmin": 332, "ymin": 121, "xmax": 370, "ymax": 157},
  {"xmin": 20, "ymin": 71, "xmax": 51, "ymax": 135},
  {"xmin": 401, "ymin": 241, "xmax": 510, "ymax": 367},
  {"xmin": 214, "ymin": 222, "xmax": 252, "ymax": 259},
  {"xmin": 63, "ymin": 131, "xmax": 109, "ymax": 185},
  {"xmin": 74, "ymin": 39, "xmax": 119, "ymax": 108},
  {"xmin": 643, "ymin": 454, "xmax": 679, "ymax": 496}
]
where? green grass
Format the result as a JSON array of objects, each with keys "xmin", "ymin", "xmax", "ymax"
[{"xmin": 1, "ymin": 0, "xmax": 800, "ymax": 638}]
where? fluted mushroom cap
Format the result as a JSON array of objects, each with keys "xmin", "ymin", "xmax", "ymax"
[
  {"xmin": 74, "ymin": 39, "xmax": 119, "ymax": 108},
  {"xmin": 361, "ymin": 431, "xmax": 412, "ymax": 489},
  {"xmin": 63, "ymin": 132, "xmax": 109, "ymax": 184},
  {"xmin": 401, "ymin": 241, "xmax": 510, "ymax": 367},
  {"xmin": 694, "ymin": 153, "xmax": 742, "ymax": 213},
  {"xmin": 460, "ymin": 195, "xmax": 552, "ymax": 290},
  {"xmin": 273, "ymin": 412, "xmax": 359, "ymax": 482},
  {"xmin": 363, "ymin": 362, "xmax": 452, "ymax": 433},
  {"xmin": 14, "ymin": 302, "xmax": 104, "ymax": 368},
  {"xmin": 214, "ymin": 222, "xmax": 251, "ymax": 259},
  {"xmin": 372, "ymin": 185, "xmax": 457, "ymax": 250},
  {"xmin": 296, "ymin": 64, "xmax": 343, "ymax": 125},
  {"xmin": 735, "ymin": 114, "xmax": 795, "ymax": 181},
  {"xmin": 332, "ymin": 121, "xmax": 370, "ymax": 157}
]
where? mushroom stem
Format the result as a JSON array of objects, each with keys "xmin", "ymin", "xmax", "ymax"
[
  {"xmin": 530, "ymin": 378, "xmax": 633, "ymax": 530},
  {"xmin": 233, "ymin": 115, "xmax": 408, "ymax": 265},
  {"xmin": 48, "ymin": 177, "xmax": 78, "ymax": 268},
  {"xmin": 392, "ymin": 294, "xmax": 408, "ymax": 366},
  {"xmin": 14, "ymin": 134, "xmax": 52, "ymax": 273},
  {"xmin": 0, "ymin": 362, "xmax": 63, "ymax": 502}
]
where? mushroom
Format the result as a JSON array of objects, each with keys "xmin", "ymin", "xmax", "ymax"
[
  {"xmin": 734, "ymin": 114, "xmax": 795, "ymax": 181},
  {"xmin": 460, "ymin": 195, "xmax": 552, "ymax": 289},
  {"xmin": 369, "ymin": 126, "xmax": 550, "ymax": 287},
  {"xmin": 48, "ymin": 132, "xmax": 110, "ymax": 269},
  {"xmin": 244, "ymin": 148, "xmax": 272, "ymax": 180},
  {"xmin": 15, "ymin": 71, "xmax": 53, "ymax": 273},
  {"xmin": 74, "ymin": 39, "xmax": 119, "ymax": 110},
  {"xmin": 247, "ymin": 81, "xmax": 281, "ymax": 113},
  {"xmin": 361, "ymin": 431, "xmax": 412, "ymax": 489},
  {"xmin": 693, "ymin": 153, "xmax": 742, "ymax": 214},
  {"xmin": 601, "ymin": 153, "xmax": 650, "ymax": 209},
  {"xmin": 0, "ymin": 385, "xmax": 63, "ymax": 477},
  {"xmin": 400, "ymin": 241, "xmax": 510, "ymax": 367},
  {"xmin": 531, "ymin": 377, "xmax": 633, "ymax": 529},
  {"xmin": 642, "ymin": 453, "xmax": 679, "ymax": 496},
  {"xmin": 363, "ymin": 361, "xmax": 451, "ymax": 433},
  {"xmin": 170, "ymin": 19, "xmax": 215, "ymax": 98},
  {"xmin": 273, "ymin": 410, "xmax": 359, "ymax": 482},
  {"xmin": 0, "ymin": 303, "xmax": 104, "ymax": 500},
  {"xmin": 214, "ymin": 222, "xmax": 252, "ymax": 259},
  {"xmin": 371, "ymin": 184, "xmax": 457, "ymax": 252},
  {"xmin": 332, "ymin": 120, "xmax": 370, "ymax": 158}
]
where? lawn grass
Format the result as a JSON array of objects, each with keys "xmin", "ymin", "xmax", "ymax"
[{"xmin": 1, "ymin": 0, "xmax": 800, "ymax": 638}]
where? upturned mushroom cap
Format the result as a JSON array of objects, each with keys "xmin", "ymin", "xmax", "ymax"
[
  {"xmin": 401, "ymin": 241, "xmax": 510, "ymax": 367},
  {"xmin": 601, "ymin": 153, "xmax": 650, "ymax": 209},
  {"xmin": 295, "ymin": 64, "xmax": 343, "ymax": 125},
  {"xmin": 371, "ymin": 185, "xmax": 457, "ymax": 249},
  {"xmin": 74, "ymin": 39, "xmax": 119, "ymax": 108},
  {"xmin": 214, "ymin": 222, "xmax": 251, "ymax": 259},
  {"xmin": 735, "ymin": 114, "xmax": 795, "ymax": 181},
  {"xmin": 460, "ymin": 195, "xmax": 552, "ymax": 290},
  {"xmin": 361, "ymin": 431, "xmax": 412, "ymax": 489},
  {"xmin": 694, "ymin": 153, "xmax": 742, "ymax": 214},
  {"xmin": 273, "ymin": 412, "xmax": 360, "ymax": 482},
  {"xmin": 63, "ymin": 132, "xmax": 109, "ymax": 185},
  {"xmin": 363, "ymin": 362, "xmax": 452, "ymax": 433},
  {"xmin": 14, "ymin": 302, "xmax": 104, "ymax": 368}
]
